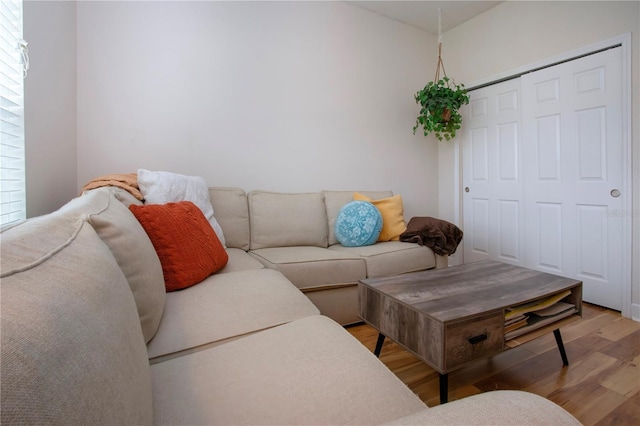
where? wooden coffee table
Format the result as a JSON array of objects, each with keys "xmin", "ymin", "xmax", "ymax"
[{"xmin": 358, "ymin": 259, "xmax": 582, "ymax": 404}]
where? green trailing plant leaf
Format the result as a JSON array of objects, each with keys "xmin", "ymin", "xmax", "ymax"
[{"xmin": 413, "ymin": 77, "xmax": 470, "ymax": 141}]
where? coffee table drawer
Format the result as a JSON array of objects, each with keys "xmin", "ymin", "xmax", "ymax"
[{"xmin": 444, "ymin": 312, "xmax": 503, "ymax": 370}]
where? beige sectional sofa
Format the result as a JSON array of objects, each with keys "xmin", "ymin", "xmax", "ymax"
[
  {"xmin": 214, "ymin": 188, "xmax": 446, "ymax": 325},
  {"xmin": 0, "ymin": 187, "xmax": 580, "ymax": 425}
]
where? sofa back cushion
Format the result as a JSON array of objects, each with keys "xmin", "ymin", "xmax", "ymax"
[
  {"xmin": 248, "ymin": 191, "xmax": 328, "ymax": 249},
  {"xmin": 59, "ymin": 188, "xmax": 165, "ymax": 343},
  {"xmin": 110, "ymin": 186, "xmax": 144, "ymax": 207},
  {"xmin": 0, "ymin": 213, "xmax": 153, "ymax": 424},
  {"xmin": 322, "ymin": 190, "xmax": 393, "ymax": 246},
  {"xmin": 209, "ymin": 187, "xmax": 250, "ymax": 251}
]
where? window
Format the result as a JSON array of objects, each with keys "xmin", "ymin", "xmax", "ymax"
[{"xmin": 0, "ymin": 0, "xmax": 26, "ymax": 226}]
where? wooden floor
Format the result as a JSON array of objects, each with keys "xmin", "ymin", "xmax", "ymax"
[{"xmin": 347, "ymin": 303, "xmax": 640, "ymax": 425}]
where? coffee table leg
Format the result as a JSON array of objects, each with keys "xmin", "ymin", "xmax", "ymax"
[
  {"xmin": 553, "ymin": 329, "xmax": 569, "ymax": 366},
  {"xmin": 374, "ymin": 333, "xmax": 385, "ymax": 357},
  {"xmin": 439, "ymin": 373, "xmax": 449, "ymax": 404}
]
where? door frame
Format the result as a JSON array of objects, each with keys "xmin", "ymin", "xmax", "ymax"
[{"xmin": 454, "ymin": 33, "xmax": 632, "ymax": 318}]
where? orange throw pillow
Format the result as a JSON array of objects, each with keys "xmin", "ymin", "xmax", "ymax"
[
  {"xmin": 129, "ymin": 201, "xmax": 228, "ymax": 291},
  {"xmin": 353, "ymin": 193, "xmax": 407, "ymax": 242}
]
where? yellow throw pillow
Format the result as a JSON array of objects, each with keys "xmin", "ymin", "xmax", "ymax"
[{"xmin": 353, "ymin": 193, "xmax": 407, "ymax": 242}]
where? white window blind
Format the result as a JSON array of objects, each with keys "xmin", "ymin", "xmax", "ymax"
[{"xmin": 0, "ymin": 0, "xmax": 26, "ymax": 226}]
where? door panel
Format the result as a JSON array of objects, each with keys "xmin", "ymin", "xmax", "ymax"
[
  {"xmin": 462, "ymin": 79, "xmax": 523, "ymax": 265},
  {"xmin": 498, "ymin": 123, "xmax": 518, "ymax": 180},
  {"xmin": 535, "ymin": 115, "xmax": 561, "ymax": 181},
  {"xmin": 498, "ymin": 200, "xmax": 519, "ymax": 260},
  {"xmin": 576, "ymin": 107, "xmax": 606, "ymax": 180},
  {"xmin": 576, "ymin": 204, "xmax": 607, "ymax": 279},
  {"xmin": 535, "ymin": 202, "xmax": 563, "ymax": 272},
  {"xmin": 471, "ymin": 198, "xmax": 490, "ymax": 256},
  {"xmin": 471, "ymin": 127, "xmax": 489, "ymax": 181}
]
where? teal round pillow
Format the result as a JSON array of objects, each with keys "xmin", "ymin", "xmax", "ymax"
[{"xmin": 334, "ymin": 201, "xmax": 383, "ymax": 247}]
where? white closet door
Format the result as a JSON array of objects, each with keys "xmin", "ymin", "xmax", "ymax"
[
  {"xmin": 462, "ymin": 78, "xmax": 524, "ymax": 266},
  {"xmin": 462, "ymin": 47, "xmax": 625, "ymax": 311},
  {"xmin": 521, "ymin": 47, "xmax": 624, "ymax": 310}
]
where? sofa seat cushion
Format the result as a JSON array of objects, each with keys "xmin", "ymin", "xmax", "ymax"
[
  {"xmin": 1, "ymin": 215, "xmax": 152, "ymax": 424},
  {"xmin": 248, "ymin": 190, "xmax": 328, "ymax": 249},
  {"xmin": 384, "ymin": 391, "xmax": 581, "ymax": 425},
  {"xmin": 151, "ymin": 316, "xmax": 427, "ymax": 425},
  {"xmin": 218, "ymin": 248, "xmax": 265, "ymax": 274},
  {"xmin": 248, "ymin": 246, "xmax": 366, "ymax": 291},
  {"xmin": 146, "ymin": 269, "xmax": 319, "ymax": 362},
  {"xmin": 328, "ymin": 241, "xmax": 436, "ymax": 277}
]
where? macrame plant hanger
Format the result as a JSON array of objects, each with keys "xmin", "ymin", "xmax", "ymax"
[
  {"xmin": 433, "ymin": 8, "xmax": 452, "ymax": 122},
  {"xmin": 413, "ymin": 8, "xmax": 468, "ymax": 139},
  {"xmin": 434, "ymin": 8, "xmax": 447, "ymax": 83}
]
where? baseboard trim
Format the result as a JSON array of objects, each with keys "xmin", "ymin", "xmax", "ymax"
[{"xmin": 631, "ymin": 303, "xmax": 640, "ymax": 323}]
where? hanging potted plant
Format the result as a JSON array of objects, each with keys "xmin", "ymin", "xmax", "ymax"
[
  {"xmin": 412, "ymin": 77, "xmax": 469, "ymax": 141},
  {"xmin": 412, "ymin": 9, "xmax": 469, "ymax": 141}
]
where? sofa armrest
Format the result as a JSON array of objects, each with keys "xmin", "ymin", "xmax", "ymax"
[{"xmin": 383, "ymin": 390, "xmax": 581, "ymax": 425}]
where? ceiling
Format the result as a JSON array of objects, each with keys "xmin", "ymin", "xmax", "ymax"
[{"xmin": 347, "ymin": 1, "xmax": 502, "ymax": 34}]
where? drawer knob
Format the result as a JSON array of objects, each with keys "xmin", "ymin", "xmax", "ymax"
[{"xmin": 468, "ymin": 333, "xmax": 488, "ymax": 345}]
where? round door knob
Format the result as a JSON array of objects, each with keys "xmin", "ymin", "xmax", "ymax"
[
  {"xmin": 610, "ymin": 189, "xmax": 621, "ymax": 198},
  {"xmin": 465, "ymin": 187, "xmax": 470, "ymax": 193}
]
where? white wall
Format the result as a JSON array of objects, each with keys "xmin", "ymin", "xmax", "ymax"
[
  {"xmin": 75, "ymin": 1, "xmax": 439, "ymax": 219},
  {"xmin": 439, "ymin": 1, "xmax": 640, "ymax": 318},
  {"xmin": 23, "ymin": 0, "xmax": 77, "ymax": 217},
  {"xmin": 23, "ymin": 0, "xmax": 640, "ymax": 316}
]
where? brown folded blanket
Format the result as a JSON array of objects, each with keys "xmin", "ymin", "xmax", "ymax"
[
  {"xmin": 399, "ymin": 216, "xmax": 463, "ymax": 256},
  {"xmin": 81, "ymin": 173, "xmax": 144, "ymax": 201}
]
